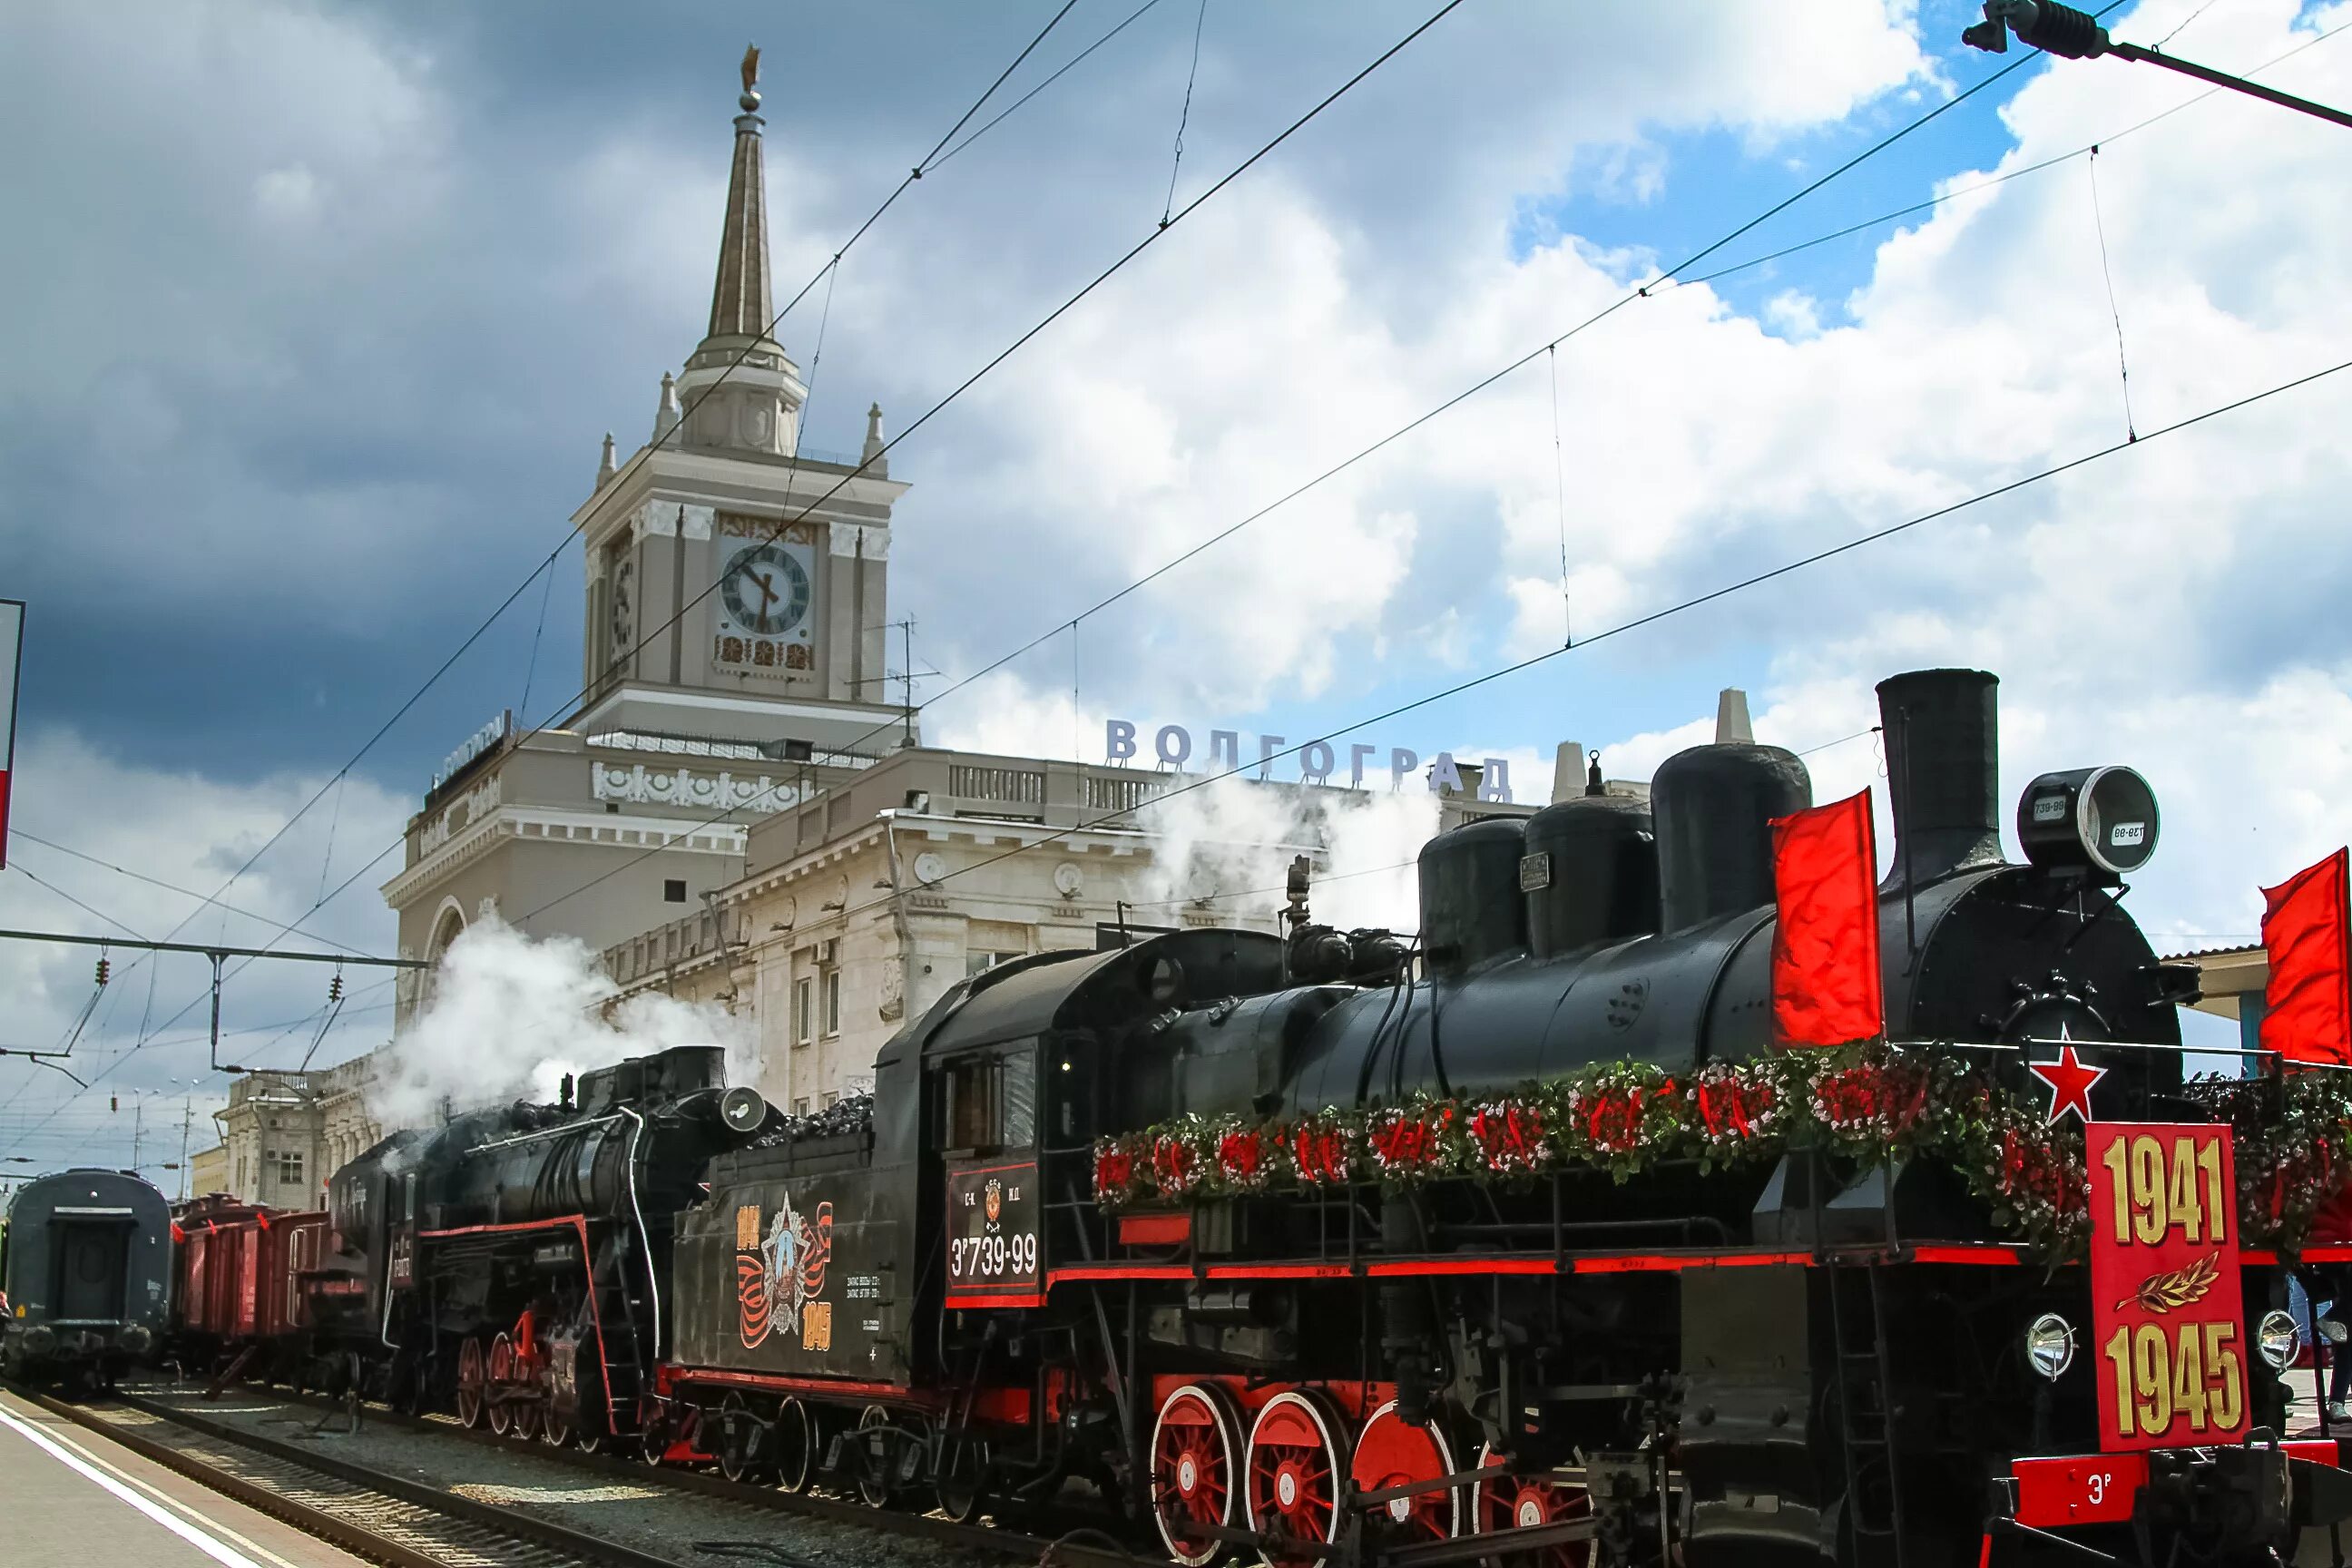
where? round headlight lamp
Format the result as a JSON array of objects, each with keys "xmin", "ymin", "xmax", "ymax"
[
  {"xmin": 2257, "ymin": 1308, "xmax": 2301, "ymax": 1372},
  {"xmin": 2026, "ymin": 1312, "xmax": 2076, "ymax": 1379}
]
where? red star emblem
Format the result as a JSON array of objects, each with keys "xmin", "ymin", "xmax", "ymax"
[{"xmin": 2028, "ymin": 1036, "xmax": 2109, "ymax": 1125}]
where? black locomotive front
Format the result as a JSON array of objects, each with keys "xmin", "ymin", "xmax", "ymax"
[
  {"xmin": 310, "ymin": 1044, "xmax": 768, "ymax": 1438},
  {"xmin": 1032, "ymin": 667, "xmax": 2328, "ymax": 1567}
]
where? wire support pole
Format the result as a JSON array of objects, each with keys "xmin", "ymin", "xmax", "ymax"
[
  {"xmin": 0, "ymin": 926, "xmax": 426, "ymax": 967},
  {"xmin": 2109, "ymin": 40, "xmax": 2352, "ymax": 131}
]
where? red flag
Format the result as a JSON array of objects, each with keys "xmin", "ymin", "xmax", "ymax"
[
  {"xmin": 2260, "ymin": 848, "xmax": 2351, "ymax": 1067},
  {"xmin": 1770, "ymin": 789, "xmax": 1885, "ymax": 1048}
]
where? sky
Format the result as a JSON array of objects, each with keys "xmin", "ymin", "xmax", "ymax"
[{"xmin": 4, "ymin": 0, "xmax": 2349, "ymax": 1182}]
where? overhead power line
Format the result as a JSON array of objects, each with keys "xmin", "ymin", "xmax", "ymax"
[
  {"xmin": 106, "ymin": 4, "xmax": 1093, "ymax": 966},
  {"xmin": 499, "ymin": 18, "xmax": 2159, "ymax": 928},
  {"xmin": 779, "ymin": 349, "xmax": 2352, "ymax": 938},
  {"xmin": 9, "ymin": 831, "xmax": 369, "ymax": 956},
  {"xmin": 0, "ymin": 6, "xmax": 1467, "ymax": 1153}
]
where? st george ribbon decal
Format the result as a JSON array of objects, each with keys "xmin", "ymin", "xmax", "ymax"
[{"xmin": 2086, "ymin": 1122, "xmax": 2249, "ymax": 1451}]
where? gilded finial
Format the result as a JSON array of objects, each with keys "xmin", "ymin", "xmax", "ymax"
[{"xmin": 740, "ymin": 44, "xmax": 760, "ymax": 110}]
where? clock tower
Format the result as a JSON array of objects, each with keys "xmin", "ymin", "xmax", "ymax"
[{"xmin": 570, "ymin": 49, "xmax": 909, "ymax": 756}]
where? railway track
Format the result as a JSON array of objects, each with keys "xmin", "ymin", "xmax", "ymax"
[
  {"xmin": 102, "ymin": 1379, "xmax": 1150, "ymax": 1568},
  {"xmin": 20, "ymin": 1382, "xmax": 689, "ymax": 1568}
]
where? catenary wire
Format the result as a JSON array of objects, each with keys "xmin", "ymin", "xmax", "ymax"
[
  {"xmin": 0, "ymin": 8, "xmax": 1108, "ymax": 1142},
  {"xmin": 928, "ymin": 0, "xmax": 1169, "ymax": 171},
  {"xmin": 487, "ymin": 2, "xmax": 1468, "ymax": 923},
  {"xmin": 776, "ymin": 349, "xmax": 2352, "ymax": 939},
  {"xmin": 104, "ymin": 4, "xmax": 1090, "ymax": 959},
  {"xmin": 5, "ymin": 863, "xmax": 150, "ymax": 943},
  {"xmin": 497, "ymin": 20, "xmax": 2142, "ymax": 928},
  {"xmin": 1677, "ymin": 16, "xmax": 2349, "ymax": 290}
]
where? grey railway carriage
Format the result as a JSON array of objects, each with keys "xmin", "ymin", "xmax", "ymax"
[{"xmin": 0, "ymin": 1167, "xmax": 172, "ymax": 1387}]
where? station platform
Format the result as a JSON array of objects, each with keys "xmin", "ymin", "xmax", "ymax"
[{"xmin": 0, "ymin": 1389, "xmax": 369, "ymax": 1568}]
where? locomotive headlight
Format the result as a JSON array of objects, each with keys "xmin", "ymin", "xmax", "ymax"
[
  {"xmin": 2257, "ymin": 1309, "xmax": 2301, "ymax": 1371},
  {"xmin": 2025, "ymin": 1313, "xmax": 2076, "ymax": 1379}
]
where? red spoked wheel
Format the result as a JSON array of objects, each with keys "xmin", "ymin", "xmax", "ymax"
[
  {"xmin": 716, "ymin": 1392, "xmax": 757, "ymax": 1484},
  {"xmin": 1152, "ymin": 1383, "xmax": 1242, "ymax": 1566},
  {"xmin": 1245, "ymin": 1390, "xmax": 1348, "ymax": 1568},
  {"xmin": 455, "ymin": 1338, "xmax": 485, "ymax": 1430},
  {"xmin": 512, "ymin": 1357, "xmax": 543, "ymax": 1444},
  {"xmin": 772, "ymin": 1397, "xmax": 815, "ymax": 1494},
  {"xmin": 1352, "ymin": 1399, "xmax": 1460, "ymax": 1545},
  {"xmin": 1472, "ymin": 1444, "xmax": 1593, "ymax": 1568},
  {"xmin": 486, "ymin": 1333, "xmax": 514, "ymax": 1436},
  {"xmin": 541, "ymin": 1393, "xmax": 572, "ymax": 1449}
]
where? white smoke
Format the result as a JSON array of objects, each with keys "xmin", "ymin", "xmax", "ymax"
[
  {"xmin": 370, "ymin": 915, "xmax": 752, "ymax": 1131},
  {"xmin": 1132, "ymin": 777, "xmax": 1441, "ymax": 935}
]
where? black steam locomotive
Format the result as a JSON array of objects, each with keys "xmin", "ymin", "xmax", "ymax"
[
  {"xmin": 312, "ymin": 1046, "xmax": 765, "ymax": 1443},
  {"xmin": 229, "ymin": 665, "xmax": 2344, "ymax": 1566}
]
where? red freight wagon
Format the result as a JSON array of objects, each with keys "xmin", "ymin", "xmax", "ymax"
[{"xmin": 172, "ymin": 1197, "xmax": 279, "ymax": 1349}]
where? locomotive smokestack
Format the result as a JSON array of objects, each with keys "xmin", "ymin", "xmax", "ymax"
[{"xmin": 1876, "ymin": 668, "xmax": 2004, "ymax": 888}]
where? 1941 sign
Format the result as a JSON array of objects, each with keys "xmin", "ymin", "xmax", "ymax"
[{"xmin": 2086, "ymin": 1122, "xmax": 2249, "ymax": 1451}]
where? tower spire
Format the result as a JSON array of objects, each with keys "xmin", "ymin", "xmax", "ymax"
[
  {"xmin": 708, "ymin": 44, "xmax": 774, "ymax": 344},
  {"xmin": 673, "ymin": 46, "xmax": 805, "ymax": 457}
]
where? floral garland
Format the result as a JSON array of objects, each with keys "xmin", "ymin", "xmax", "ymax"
[{"xmin": 1091, "ymin": 1045, "xmax": 2352, "ymax": 1260}]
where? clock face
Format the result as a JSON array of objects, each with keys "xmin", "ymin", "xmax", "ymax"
[{"xmin": 720, "ymin": 543, "xmax": 812, "ymax": 637}]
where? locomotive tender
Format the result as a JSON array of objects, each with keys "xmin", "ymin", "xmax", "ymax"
[{"xmin": 127, "ymin": 663, "xmax": 2348, "ymax": 1567}]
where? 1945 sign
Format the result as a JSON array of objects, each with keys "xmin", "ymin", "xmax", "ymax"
[
  {"xmin": 2086, "ymin": 1122, "xmax": 2249, "ymax": 1451},
  {"xmin": 945, "ymin": 1161, "xmax": 1041, "ymax": 1303}
]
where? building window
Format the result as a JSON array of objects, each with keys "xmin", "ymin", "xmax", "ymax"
[
  {"xmin": 966, "ymin": 950, "xmax": 1024, "ymax": 978},
  {"xmin": 822, "ymin": 968, "xmax": 842, "ymax": 1036},
  {"xmin": 793, "ymin": 1097, "xmax": 811, "ymax": 1116},
  {"xmin": 822, "ymin": 1091, "xmax": 838, "ymax": 1109},
  {"xmin": 277, "ymin": 1150, "xmax": 304, "ymax": 1187},
  {"xmin": 664, "ymin": 878, "xmax": 688, "ymax": 903},
  {"xmin": 795, "ymin": 978, "xmax": 814, "ymax": 1045}
]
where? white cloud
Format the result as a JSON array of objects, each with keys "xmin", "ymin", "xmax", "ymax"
[{"xmin": 0, "ymin": 730, "xmax": 408, "ymax": 1169}]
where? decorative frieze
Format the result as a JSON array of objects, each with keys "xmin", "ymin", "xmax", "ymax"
[
  {"xmin": 417, "ymin": 775, "xmax": 502, "ymax": 852},
  {"xmin": 638, "ymin": 500, "xmax": 716, "ymax": 540},
  {"xmin": 591, "ymin": 761, "xmax": 802, "ymax": 812}
]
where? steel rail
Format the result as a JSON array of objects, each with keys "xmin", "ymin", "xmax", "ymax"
[
  {"xmin": 22, "ymin": 1384, "xmax": 692, "ymax": 1568},
  {"xmin": 127, "ymin": 1378, "xmax": 1157, "ymax": 1568}
]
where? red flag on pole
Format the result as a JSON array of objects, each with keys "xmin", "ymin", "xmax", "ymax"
[
  {"xmin": 1769, "ymin": 789, "xmax": 1885, "ymax": 1048},
  {"xmin": 2260, "ymin": 848, "xmax": 2352, "ymax": 1067}
]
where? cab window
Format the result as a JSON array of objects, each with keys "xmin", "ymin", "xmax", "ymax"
[{"xmin": 941, "ymin": 1044, "xmax": 1037, "ymax": 1152}]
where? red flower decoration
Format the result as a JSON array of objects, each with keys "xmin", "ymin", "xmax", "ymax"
[
  {"xmin": 1369, "ymin": 1105, "xmax": 1454, "ymax": 1174},
  {"xmin": 1696, "ymin": 1074, "xmax": 1774, "ymax": 1141},
  {"xmin": 1290, "ymin": 1122, "xmax": 1352, "ymax": 1185},
  {"xmin": 1218, "ymin": 1128, "xmax": 1267, "ymax": 1185},
  {"xmin": 1152, "ymin": 1134, "xmax": 1198, "ymax": 1196},
  {"xmin": 1093, "ymin": 1147, "xmax": 1135, "ymax": 1201},
  {"xmin": 1471, "ymin": 1102, "xmax": 1548, "ymax": 1172},
  {"xmin": 1581, "ymin": 1087, "xmax": 1648, "ymax": 1153}
]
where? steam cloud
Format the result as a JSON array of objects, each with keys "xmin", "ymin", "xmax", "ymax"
[
  {"xmin": 1132, "ymin": 777, "xmax": 1442, "ymax": 935},
  {"xmin": 371, "ymin": 915, "xmax": 751, "ymax": 1131}
]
